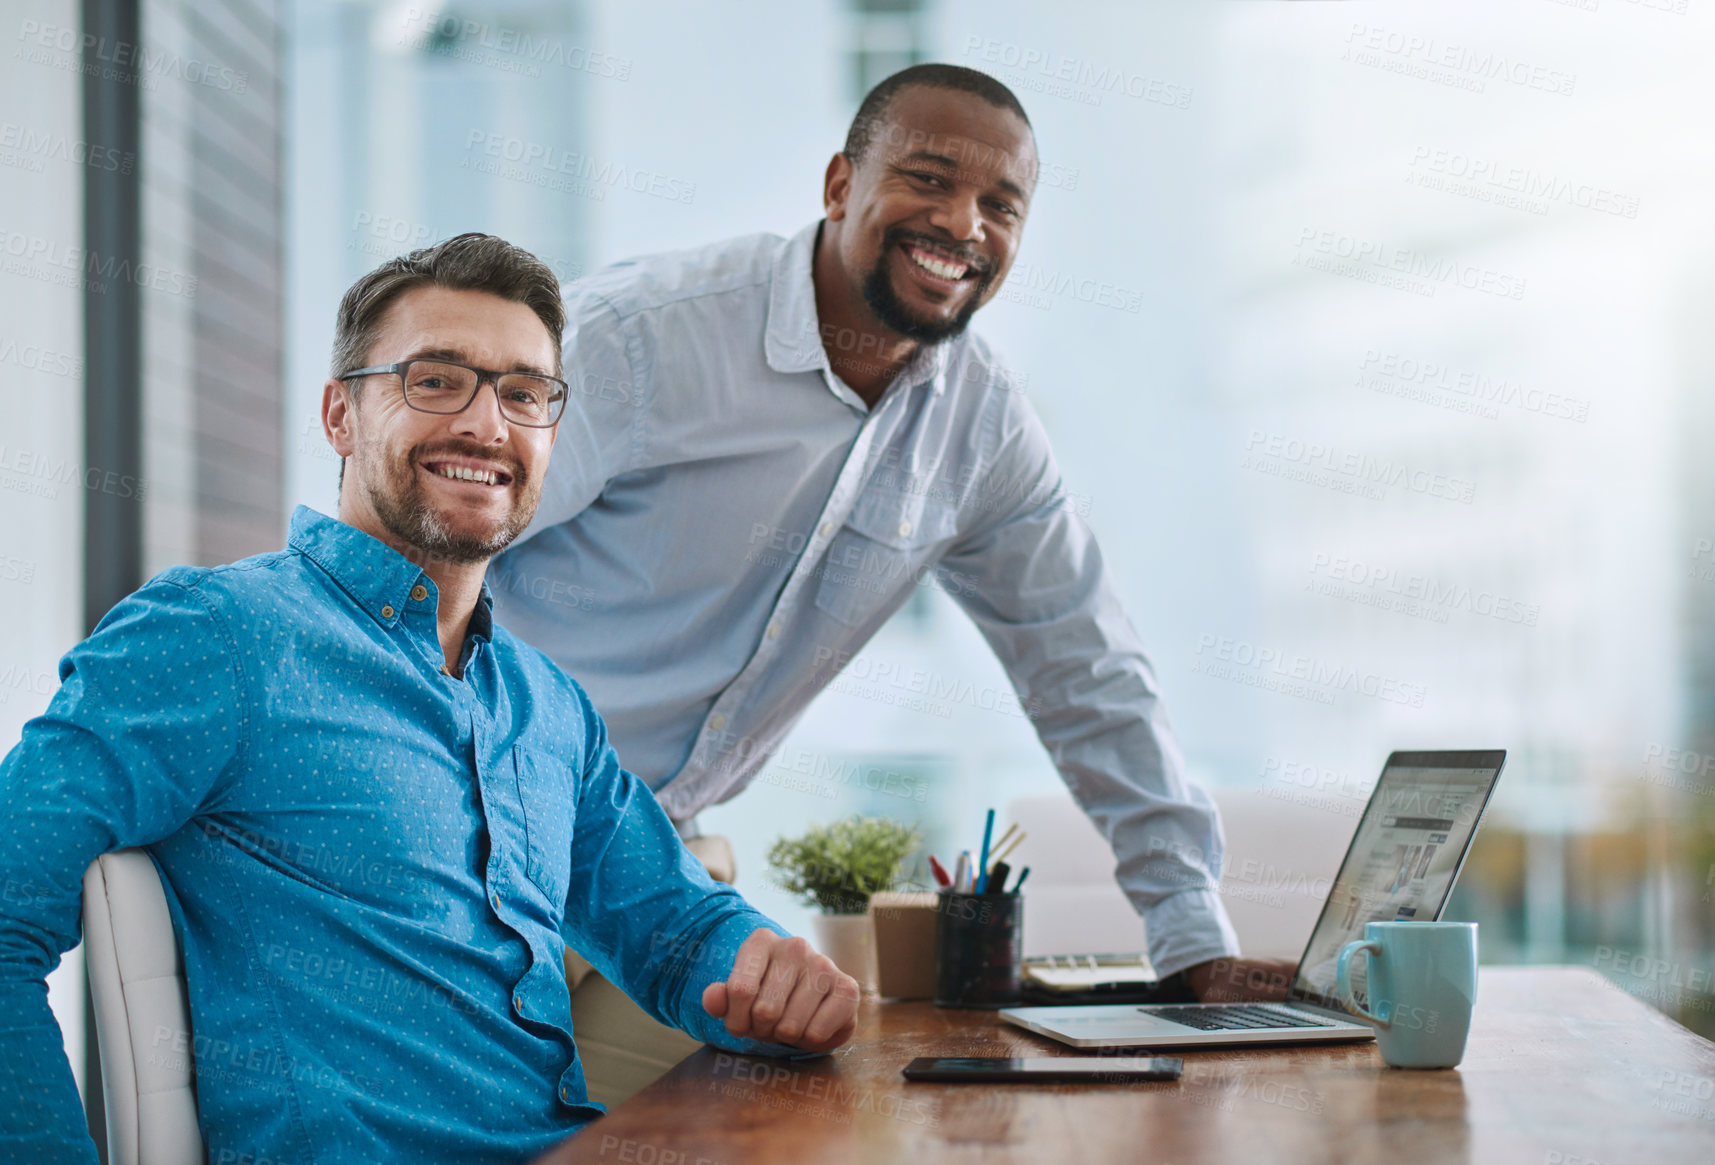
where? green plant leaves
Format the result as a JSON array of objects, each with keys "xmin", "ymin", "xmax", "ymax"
[{"xmin": 766, "ymin": 815, "xmax": 921, "ymax": 915}]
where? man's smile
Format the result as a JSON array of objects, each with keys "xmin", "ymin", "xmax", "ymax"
[
  {"xmin": 418, "ymin": 455, "xmax": 515, "ymax": 489},
  {"xmin": 895, "ymin": 237, "xmax": 983, "ymax": 297}
]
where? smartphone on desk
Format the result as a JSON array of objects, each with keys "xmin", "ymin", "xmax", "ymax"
[{"xmin": 903, "ymin": 1056, "xmax": 1182, "ymax": 1084}]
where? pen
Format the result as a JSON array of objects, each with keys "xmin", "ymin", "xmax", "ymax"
[
  {"xmin": 975, "ymin": 809, "xmax": 996, "ymax": 893},
  {"xmin": 988, "ymin": 860, "xmax": 1011, "ymax": 891},
  {"xmin": 1011, "ymin": 866, "xmax": 1030, "ymax": 892},
  {"xmin": 928, "ymin": 854, "xmax": 952, "ymax": 888},
  {"xmin": 953, "ymin": 851, "xmax": 970, "ymax": 893}
]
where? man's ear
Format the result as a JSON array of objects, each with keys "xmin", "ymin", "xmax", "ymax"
[
  {"xmin": 823, "ymin": 152, "xmax": 853, "ymax": 221},
  {"xmin": 323, "ymin": 378, "xmax": 358, "ymax": 460}
]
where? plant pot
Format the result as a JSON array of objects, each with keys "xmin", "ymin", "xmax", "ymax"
[{"xmin": 811, "ymin": 912, "xmax": 877, "ymax": 994}]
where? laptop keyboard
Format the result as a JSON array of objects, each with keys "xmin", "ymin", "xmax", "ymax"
[{"xmin": 1147, "ymin": 1005, "xmax": 1333, "ymax": 1032}]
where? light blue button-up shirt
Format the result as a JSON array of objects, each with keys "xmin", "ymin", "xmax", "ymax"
[
  {"xmin": 0, "ymin": 507, "xmax": 795, "ymax": 1165},
  {"xmin": 490, "ymin": 221, "xmax": 1241, "ymax": 977}
]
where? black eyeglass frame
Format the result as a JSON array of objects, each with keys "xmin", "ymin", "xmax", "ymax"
[{"xmin": 336, "ymin": 359, "xmax": 569, "ymax": 428}]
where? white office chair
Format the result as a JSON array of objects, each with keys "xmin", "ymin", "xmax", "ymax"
[{"xmin": 82, "ymin": 848, "xmax": 205, "ymax": 1165}]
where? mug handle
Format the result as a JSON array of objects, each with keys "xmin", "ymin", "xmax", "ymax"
[{"xmin": 1335, "ymin": 939, "xmax": 1391, "ymax": 1029}]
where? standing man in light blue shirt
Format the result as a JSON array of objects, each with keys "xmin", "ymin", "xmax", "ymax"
[
  {"xmin": 491, "ymin": 58, "xmax": 1293, "ymax": 1055},
  {"xmin": 0, "ymin": 234, "xmax": 857, "ymax": 1165}
]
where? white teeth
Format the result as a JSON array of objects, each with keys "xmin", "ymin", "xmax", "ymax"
[
  {"xmin": 434, "ymin": 465, "xmax": 499, "ymax": 485},
  {"xmin": 908, "ymin": 247, "xmax": 968, "ymax": 280}
]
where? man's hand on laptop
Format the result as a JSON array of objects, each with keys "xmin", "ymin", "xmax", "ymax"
[
  {"xmin": 1186, "ymin": 956, "xmax": 1298, "ymax": 1002},
  {"xmin": 702, "ymin": 930, "xmax": 861, "ymax": 1053}
]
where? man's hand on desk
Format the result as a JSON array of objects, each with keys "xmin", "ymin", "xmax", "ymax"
[
  {"xmin": 702, "ymin": 930, "xmax": 861, "ymax": 1054},
  {"xmin": 1185, "ymin": 957, "xmax": 1298, "ymax": 1002}
]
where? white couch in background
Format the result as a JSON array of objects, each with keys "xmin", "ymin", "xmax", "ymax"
[{"xmin": 1004, "ymin": 789, "xmax": 1354, "ymax": 963}]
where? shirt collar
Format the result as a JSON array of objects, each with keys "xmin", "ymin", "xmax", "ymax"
[
  {"xmin": 763, "ymin": 219, "xmax": 951, "ymax": 398},
  {"xmin": 287, "ymin": 505, "xmax": 493, "ymax": 637}
]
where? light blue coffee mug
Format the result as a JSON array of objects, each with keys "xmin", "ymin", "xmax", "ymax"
[{"xmin": 1336, "ymin": 921, "xmax": 1477, "ymax": 1069}]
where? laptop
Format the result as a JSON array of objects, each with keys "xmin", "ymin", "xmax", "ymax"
[{"xmin": 1000, "ymin": 749, "xmax": 1506, "ymax": 1049}]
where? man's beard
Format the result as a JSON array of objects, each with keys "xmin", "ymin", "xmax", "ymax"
[
  {"xmin": 860, "ymin": 228, "xmax": 995, "ymax": 344},
  {"xmin": 361, "ymin": 437, "xmax": 537, "ymax": 566}
]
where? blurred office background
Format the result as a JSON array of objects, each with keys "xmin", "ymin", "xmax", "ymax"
[{"xmin": 5, "ymin": 0, "xmax": 1715, "ymax": 1120}]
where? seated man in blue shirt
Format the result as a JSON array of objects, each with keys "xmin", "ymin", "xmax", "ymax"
[{"xmin": 0, "ymin": 233, "xmax": 859, "ymax": 1165}]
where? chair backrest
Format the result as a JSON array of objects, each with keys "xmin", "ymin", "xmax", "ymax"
[{"xmin": 82, "ymin": 848, "xmax": 205, "ymax": 1165}]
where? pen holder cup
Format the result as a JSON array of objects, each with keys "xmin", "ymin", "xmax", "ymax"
[{"xmin": 933, "ymin": 891, "xmax": 1023, "ymax": 1008}]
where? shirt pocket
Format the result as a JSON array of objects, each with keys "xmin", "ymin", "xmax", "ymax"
[
  {"xmin": 813, "ymin": 489, "xmax": 959, "ymax": 627},
  {"xmin": 512, "ymin": 745, "xmax": 575, "ymax": 906}
]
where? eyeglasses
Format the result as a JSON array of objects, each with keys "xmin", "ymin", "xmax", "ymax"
[{"xmin": 337, "ymin": 359, "xmax": 568, "ymax": 428}]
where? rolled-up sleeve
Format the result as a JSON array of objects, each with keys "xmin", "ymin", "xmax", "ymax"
[
  {"xmin": 0, "ymin": 574, "xmax": 243, "ymax": 1163},
  {"xmin": 935, "ymin": 394, "xmax": 1241, "ymax": 979}
]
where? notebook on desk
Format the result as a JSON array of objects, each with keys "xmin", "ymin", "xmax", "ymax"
[
  {"xmin": 1019, "ymin": 953, "xmax": 1176, "ymax": 1006},
  {"xmin": 1001, "ymin": 749, "xmax": 1505, "ymax": 1049}
]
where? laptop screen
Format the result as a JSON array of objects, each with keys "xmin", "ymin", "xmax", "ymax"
[{"xmin": 1287, "ymin": 750, "xmax": 1505, "ymax": 1012}]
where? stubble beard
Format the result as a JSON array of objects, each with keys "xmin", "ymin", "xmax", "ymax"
[
  {"xmin": 859, "ymin": 229, "xmax": 995, "ymax": 344},
  {"xmin": 360, "ymin": 436, "xmax": 537, "ymax": 566}
]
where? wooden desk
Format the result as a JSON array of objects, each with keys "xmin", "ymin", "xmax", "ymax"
[{"xmin": 535, "ymin": 968, "xmax": 1715, "ymax": 1165}]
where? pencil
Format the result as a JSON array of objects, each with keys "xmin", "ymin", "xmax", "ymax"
[{"xmin": 988, "ymin": 830, "xmax": 1027, "ymax": 870}]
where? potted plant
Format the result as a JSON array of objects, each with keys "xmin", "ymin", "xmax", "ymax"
[{"xmin": 767, "ymin": 815, "xmax": 920, "ymax": 991}]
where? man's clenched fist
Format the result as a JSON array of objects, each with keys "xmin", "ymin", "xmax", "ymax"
[{"xmin": 701, "ymin": 930, "xmax": 860, "ymax": 1054}]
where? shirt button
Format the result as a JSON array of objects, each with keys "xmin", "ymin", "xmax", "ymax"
[
  {"xmin": 491, "ymin": 891, "xmax": 501, "ymax": 910},
  {"xmin": 560, "ymin": 1083, "xmax": 573, "ymax": 1103},
  {"xmin": 411, "ymin": 584, "xmax": 428, "ymax": 602},
  {"xmin": 897, "ymin": 520, "xmax": 913, "ymax": 538},
  {"xmin": 708, "ymin": 714, "xmax": 726, "ymax": 732},
  {"xmin": 767, "ymin": 622, "xmax": 780, "ymax": 640},
  {"xmin": 380, "ymin": 605, "xmax": 395, "ymax": 619},
  {"xmin": 514, "ymin": 994, "xmax": 525, "ymax": 1014},
  {"xmin": 819, "ymin": 521, "xmax": 834, "ymax": 538}
]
